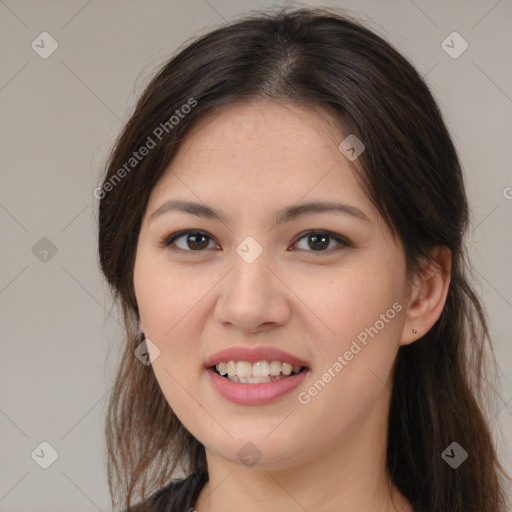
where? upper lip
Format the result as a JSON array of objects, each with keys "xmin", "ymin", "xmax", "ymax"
[{"xmin": 204, "ymin": 346, "xmax": 310, "ymax": 369}]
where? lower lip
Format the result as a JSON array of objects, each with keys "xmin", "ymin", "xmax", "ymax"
[{"xmin": 206, "ymin": 367, "xmax": 309, "ymax": 405}]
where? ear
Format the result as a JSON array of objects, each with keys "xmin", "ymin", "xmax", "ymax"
[
  {"xmin": 138, "ymin": 319, "xmax": 144, "ymax": 335},
  {"xmin": 400, "ymin": 245, "xmax": 452, "ymax": 346}
]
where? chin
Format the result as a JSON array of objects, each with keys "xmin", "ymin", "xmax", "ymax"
[{"xmin": 199, "ymin": 428, "xmax": 307, "ymax": 469}]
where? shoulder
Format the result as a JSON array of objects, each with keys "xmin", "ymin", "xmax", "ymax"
[{"xmin": 127, "ymin": 465, "xmax": 208, "ymax": 512}]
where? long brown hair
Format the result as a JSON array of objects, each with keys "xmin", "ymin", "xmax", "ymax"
[{"xmin": 97, "ymin": 6, "xmax": 510, "ymax": 511}]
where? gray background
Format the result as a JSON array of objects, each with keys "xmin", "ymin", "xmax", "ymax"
[{"xmin": 1, "ymin": 0, "xmax": 511, "ymax": 511}]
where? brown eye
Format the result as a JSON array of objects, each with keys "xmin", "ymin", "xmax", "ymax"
[
  {"xmin": 161, "ymin": 230, "xmax": 216, "ymax": 252},
  {"xmin": 293, "ymin": 230, "xmax": 351, "ymax": 254},
  {"xmin": 160, "ymin": 229, "xmax": 351, "ymax": 256}
]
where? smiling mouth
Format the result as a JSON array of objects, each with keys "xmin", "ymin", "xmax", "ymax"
[{"xmin": 211, "ymin": 360, "xmax": 308, "ymax": 384}]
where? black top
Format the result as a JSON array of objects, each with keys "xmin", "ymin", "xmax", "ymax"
[
  {"xmin": 130, "ymin": 465, "xmax": 209, "ymax": 512},
  {"xmin": 131, "ymin": 465, "xmax": 419, "ymax": 511}
]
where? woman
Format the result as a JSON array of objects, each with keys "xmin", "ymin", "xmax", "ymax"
[{"xmin": 97, "ymin": 6, "xmax": 510, "ymax": 512}]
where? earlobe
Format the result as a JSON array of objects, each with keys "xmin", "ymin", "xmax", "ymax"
[{"xmin": 400, "ymin": 246, "xmax": 452, "ymax": 346}]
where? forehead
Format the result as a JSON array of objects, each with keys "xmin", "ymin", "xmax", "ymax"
[
  {"xmin": 143, "ymin": 99, "xmax": 389, "ymax": 235},
  {"xmin": 169, "ymin": 100, "xmax": 347, "ymax": 170}
]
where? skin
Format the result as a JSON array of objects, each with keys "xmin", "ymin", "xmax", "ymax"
[{"xmin": 133, "ymin": 100, "xmax": 451, "ymax": 512}]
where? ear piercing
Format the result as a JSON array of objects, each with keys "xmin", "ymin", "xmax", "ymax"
[{"xmin": 411, "ymin": 295, "xmax": 424, "ymax": 334}]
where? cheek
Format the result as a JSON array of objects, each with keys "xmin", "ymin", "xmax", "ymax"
[
  {"xmin": 133, "ymin": 253, "xmax": 222, "ymax": 389},
  {"xmin": 134, "ymin": 260, "xmax": 205, "ymax": 417},
  {"xmin": 296, "ymin": 287, "xmax": 403, "ymax": 437},
  {"xmin": 293, "ymin": 264, "xmax": 404, "ymax": 344},
  {"xmin": 295, "ymin": 266, "xmax": 405, "ymax": 412},
  {"xmin": 135, "ymin": 253, "xmax": 202, "ymax": 340}
]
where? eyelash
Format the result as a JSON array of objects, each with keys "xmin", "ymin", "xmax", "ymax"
[{"xmin": 158, "ymin": 229, "xmax": 352, "ymax": 256}]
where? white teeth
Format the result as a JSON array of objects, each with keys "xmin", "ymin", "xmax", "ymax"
[
  {"xmin": 269, "ymin": 360, "xmax": 282, "ymax": 376},
  {"xmin": 236, "ymin": 361, "xmax": 253, "ymax": 378},
  {"xmin": 214, "ymin": 359, "xmax": 304, "ymax": 379},
  {"xmin": 252, "ymin": 361, "xmax": 269, "ymax": 377},
  {"xmin": 281, "ymin": 363, "xmax": 292, "ymax": 376},
  {"xmin": 226, "ymin": 360, "xmax": 236, "ymax": 377},
  {"xmin": 228, "ymin": 376, "xmax": 272, "ymax": 384}
]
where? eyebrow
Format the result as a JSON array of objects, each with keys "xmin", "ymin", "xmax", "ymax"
[{"xmin": 150, "ymin": 199, "xmax": 371, "ymax": 224}]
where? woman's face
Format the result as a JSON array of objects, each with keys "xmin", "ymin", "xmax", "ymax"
[{"xmin": 133, "ymin": 100, "xmax": 412, "ymax": 469}]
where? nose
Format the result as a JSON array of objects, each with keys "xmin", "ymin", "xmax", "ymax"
[{"xmin": 213, "ymin": 250, "xmax": 291, "ymax": 334}]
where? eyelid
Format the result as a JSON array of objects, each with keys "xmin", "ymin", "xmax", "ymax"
[
  {"xmin": 291, "ymin": 230, "xmax": 351, "ymax": 253},
  {"xmin": 159, "ymin": 228, "xmax": 352, "ymax": 255},
  {"xmin": 159, "ymin": 229, "xmax": 219, "ymax": 252}
]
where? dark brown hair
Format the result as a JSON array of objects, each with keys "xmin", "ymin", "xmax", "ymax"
[{"xmin": 97, "ymin": 6, "xmax": 510, "ymax": 511}]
